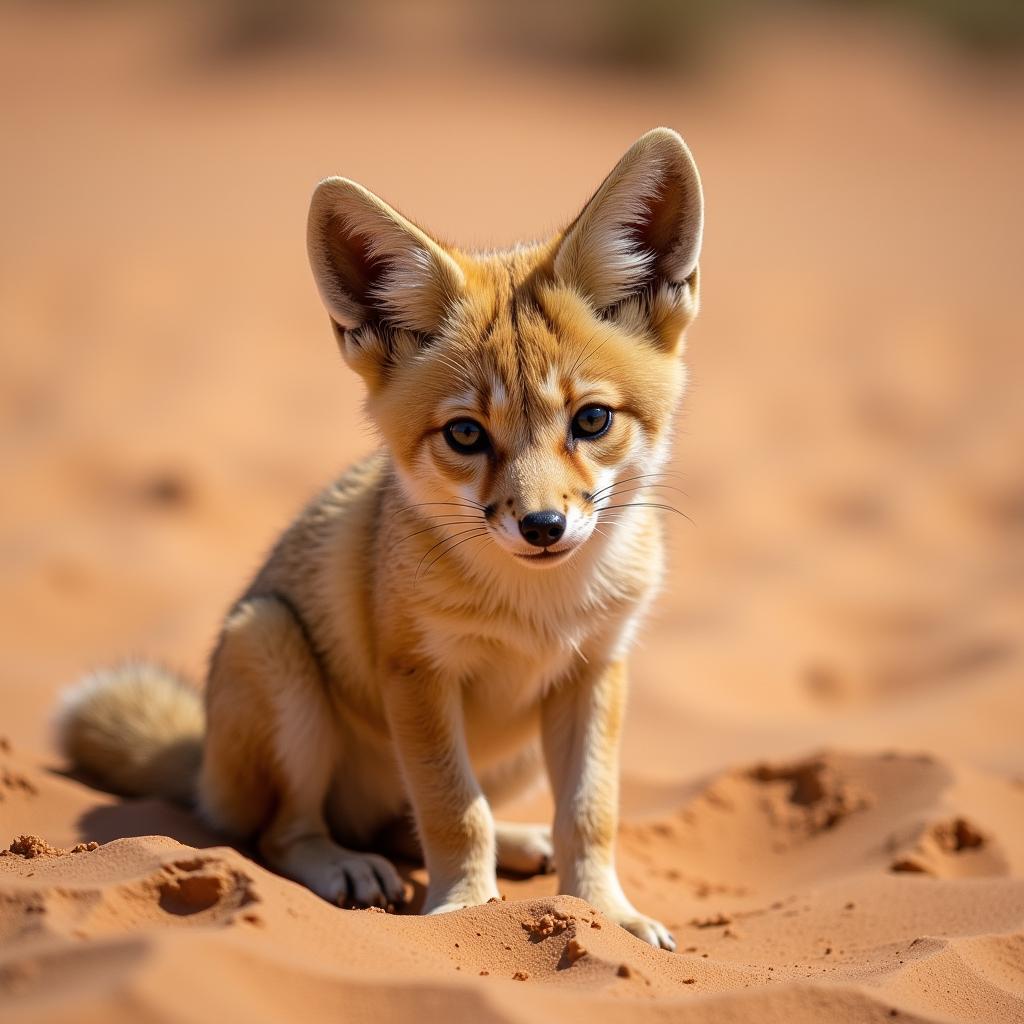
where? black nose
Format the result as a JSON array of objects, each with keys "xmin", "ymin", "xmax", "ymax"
[{"xmin": 519, "ymin": 510, "xmax": 566, "ymax": 548}]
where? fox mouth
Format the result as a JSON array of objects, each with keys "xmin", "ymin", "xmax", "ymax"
[{"xmin": 513, "ymin": 546, "xmax": 574, "ymax": 566}]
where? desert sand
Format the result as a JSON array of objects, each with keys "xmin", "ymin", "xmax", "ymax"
[{"xmin": 2, "ymin": 5, "xmax": 1023, "ymax": 1022}]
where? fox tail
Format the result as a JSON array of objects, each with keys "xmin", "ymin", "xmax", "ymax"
[{"xmin": 57, "ymin": 661, "xmax": 204, "ymax": 805}]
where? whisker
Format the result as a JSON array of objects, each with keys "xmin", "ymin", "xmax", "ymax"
[
  {"xmin": 589, "ymin": 471, "xmax": 686, "ymax": 501},
  {"xmin": 396, "ymin": 500, "xmax": 487, "ymax": 515},
  {"xmin": 432, "ymin": 354, "xmax": 470, "ymax": 380},
  {"xmin": 403, "ymin": 496, "xmax": 486, "ymax": 509},
  {"xmin": 407, "ymin": 514, "xmax": 484, "ymax": 522},
  {"xmin": 565, "ymin": 326, "xmax": 600, "ymax": 381},
  {"xmin": 419, "ymin": 529, "xmax": 489, "ymax": 580},
  {"xmin": 593, "ymin": 475, "xmax": 679, "ymax": 499},
  {"xmin": 591, "ymin": 515, "xmax": 631, "ymax": 528},
  {"xmin": 395, "ymin": 518, "xmax": 484, "ymax": 534},
  {"xmin": 414, "ymin": 526, "xmax": 488, "ymax": 581},
  {"xmin": 596, "ymin": 501, "xmax": 695, "ymax": 526},
  {"xmin": 568, "ymin": 329, "xmax": 612, "ymax": 381},
  {"xmin": 451, "ymin": 496, "xmax": 487, "ymax": 509},
  {"xmin": 428, "ymin": 349, "xmax": 475, "ymax": 388},
  {"xmin": 595, "ymin": 482, "xmax": 690, "ymax": 503},
  {"xmin": 397, "ymin": 518, "xmax": 484, "ymax": 543}
]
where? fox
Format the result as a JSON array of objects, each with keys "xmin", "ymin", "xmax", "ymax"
[{"xmin": 57, "ymin": 127, "xmax": 703, "ymax": 950}]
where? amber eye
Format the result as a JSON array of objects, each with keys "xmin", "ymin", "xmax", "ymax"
[
  {"xmin": 444, "ymin": 418, "xmax": 490, "ymax": 454},
  {"xmin": 571, "ymin": 405, "xmax": 612, "ymax": 440}
]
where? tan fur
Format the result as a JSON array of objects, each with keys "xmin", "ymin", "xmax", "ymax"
[
  {"xmin": 58, "ymin": 128, "xmax": 703, "ymax": 948},
  {"xmin": 57, "ymin": 662, "xmax": 203, "ymax": 805}
]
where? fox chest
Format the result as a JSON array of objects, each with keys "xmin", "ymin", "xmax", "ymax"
[
  {"xmin": 422, "ymin": 616, "xmax": 578, "ymax": 702},
  {"xmin": 433, "ymin": 627, "xmax": 577, "ymax": 768},
  {"xmin": 416, "ymin": 596, "xmax": 625, "ymax": 707}
]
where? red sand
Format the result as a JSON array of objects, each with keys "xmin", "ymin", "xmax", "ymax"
[{"xmin": 2, "ymin": 6, "xmax": 1023, "ymax": 1022}]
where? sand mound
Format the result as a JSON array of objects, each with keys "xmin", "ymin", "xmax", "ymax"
[
  {"xmin": 890, "ymin": 817, "xmax": 1009, "ymax": 879},
  {"xmin": 3, "ymin": 749, "xmax": 1023, "ymax": 1022},
  {"xmin": 617, "ymin": 750, "xmax": 1024, "ymax": 908},
  {"xmin": 2, "ymin": 5, "xmax": 1023, "ymax": 1021}
]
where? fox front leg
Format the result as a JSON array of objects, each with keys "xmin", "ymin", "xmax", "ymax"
[
  {"xmin": 541, "ymin": 659, "xmax": 676, "ymax": 950},
  {"xmin": 382, "ymin": 656, "xmax": 499, "ymax": 914}
]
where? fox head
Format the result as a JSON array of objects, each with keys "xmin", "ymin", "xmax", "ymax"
[{"xmin": 307, "ymin": 128, "xmax": 703, "ymax": 571}]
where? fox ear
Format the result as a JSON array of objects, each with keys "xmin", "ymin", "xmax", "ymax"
[
  {"xmin": 554, "ymin": 128, "xmax": 703, "ymax": 312},
  {"xmin": 307, "ymin": 177, "xmax": 465, "ymax": 339}
]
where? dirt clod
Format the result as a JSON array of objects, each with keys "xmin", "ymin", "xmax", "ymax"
[
  {"xmin": 565, "ymin": 938, "xmax": 588, "ymax": 964},
  {"xmin": 1, "ymin": 768, "xmax": 38, "ymax": 800},
  {"xmin": 690, "ymin": 913, "xmax": 731, "ymax": 929},
  {"xmin": 747, "ymin": 759, "xmax": 872, "ymax": 835},
  {"xmin": 7, "ymin": 835, "xmax": 61, "ymax": 858},
  {"xmin": 522, "ymin": 911, "xmax": 572, "ymax": 940}
]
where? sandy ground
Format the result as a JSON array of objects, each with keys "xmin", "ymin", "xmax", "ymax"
[{"xmin": 2, "ymin": 6, "xmax": 1023, "ymax": 1022}]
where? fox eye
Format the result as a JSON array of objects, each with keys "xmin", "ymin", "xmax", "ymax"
[
  {"xmin": 571, "ymin": 405, "xmax": 612, "ymax": 440},
  {"xmin": 444, "ymin": 418, "xmax": 490, "ymax": 455}
]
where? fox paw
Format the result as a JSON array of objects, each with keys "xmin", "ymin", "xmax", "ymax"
[
  {"xmin": 495, "ymin": 822, "xmax": 555, "ymax": 876},
  {"xmin": 319, "ymin": 852, "xmax": 406, "ymax": 910},
  {"xmin": 603, "ymin": 904, "xmax": 676, "ymax": 951}
]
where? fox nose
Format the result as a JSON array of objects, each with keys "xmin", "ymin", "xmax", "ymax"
[{"xmin": 519, "ymin": 510, "xmax": 566, "ymax": 548}]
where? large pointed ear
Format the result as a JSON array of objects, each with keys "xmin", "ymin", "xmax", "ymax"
[
  {"xmin": 307, "ymin": 177, "xmax": 465, "ymax": 340},
  {"xmin": 554, "ymin": 128, "xmax": 703, "ymax": 313}
]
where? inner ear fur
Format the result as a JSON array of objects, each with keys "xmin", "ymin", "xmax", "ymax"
[
  {"xmin": 307, "ymin": 177, "xmax": 465, "ymax": 337},
  {"xmin": 553, "ymin": 127, "xmax": 704, "ymax": 315}
]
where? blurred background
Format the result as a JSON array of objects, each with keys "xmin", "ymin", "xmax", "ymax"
[{"xmin": 2, "ymin": 0, "xmax": 1022, "ymax": 785}]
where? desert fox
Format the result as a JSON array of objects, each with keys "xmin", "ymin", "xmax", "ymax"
[{"xmin": 59, "ymin": 127, "xmax": 703, "ymax": 949}]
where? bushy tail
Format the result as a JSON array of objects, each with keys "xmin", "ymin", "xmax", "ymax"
[{"xmin": 57, "ymin": 662, "xmax": 204, "ymax": 805}]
